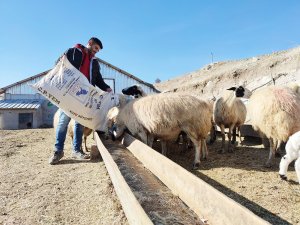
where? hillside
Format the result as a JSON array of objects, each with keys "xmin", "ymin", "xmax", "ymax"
[{"xmin": 154, "ymin": 46, "xmax": 300, "ymax": 98}]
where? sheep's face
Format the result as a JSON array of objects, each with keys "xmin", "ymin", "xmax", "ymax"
[
  {"xmin": 114, "ymin": 124, "xmax": 126, "ymax": 139},
  {"xmin": 279, "ymin": 155, "xmax": 288, "ymax": 180},
  {"xmin": 122, "ymin": 85, "xmax": 143, "ymax": 98},
  {"xmin": 227, "ymin": 86, "xmax": 251, "ymax": 98}
]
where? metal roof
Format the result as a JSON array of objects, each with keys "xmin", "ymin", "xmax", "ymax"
[
  {"xmin": 0, "ymin": 99, "xmax": 44, "ymax": 109},
  {"xmin": 0, "ymin": 57, "xmax": 160, "ymax": 95}
]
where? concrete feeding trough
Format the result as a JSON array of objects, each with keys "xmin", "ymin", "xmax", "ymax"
[{"xmin": 96, "ymin": 132, "xmax": 271, "ymax": 225}]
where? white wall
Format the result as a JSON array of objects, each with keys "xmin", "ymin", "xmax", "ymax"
[
  {"xmin": 0, "ymin": 111, "xmax": 18, "ymax": 129},
  {"xmin": 42, "ymin": 101, "xmax": 58, "ymax": 127},
  {"xmin": 0, "ymin": 109, "xmax": 43, "ymax": 130}
]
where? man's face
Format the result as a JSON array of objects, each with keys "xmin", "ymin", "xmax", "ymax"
[{"xmin": 87, "ymin": 41, "xmax": 101, "ymax": 55}]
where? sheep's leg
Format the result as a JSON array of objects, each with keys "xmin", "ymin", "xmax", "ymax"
[
  {"xmin": 218, "ymin": 125, "xmax": 226, "ymax": 154},
  {"xmin": 238, "ymin": 127, "xmax": 243, "ymax": 144},
  {"xmin": 207, "ymin": 124, "xmax": 217, "ymax": 145},
  {"xmin": 192, "ymin": 139, "xmax": 201, "ymax": 169},
  {"xmin": 227, "ymin": 125, "xmax": 235, "ymax": 153},
  {"xmin": 231, "ymin": 126, "xmax": 237, "ymax": 145},
  {"xmin": 279, "ymin": 154, "xmax": 296, "ymax": 181},
  {"xmin": 84, "ymin": 135, "xmax": 89, "ymax": 152},
  {"xmin": 188, "ymin": 138, "xmax": 193, "ymax": 149},
  {"xmin": 147, "ymin": 135, "xmax": 154, "ymax": 148},
  {"xmin": 275, "ymin": 140, "xmax": 282, "ymax": 158},
  {"xmin": 161, "ymin": 141, "xmax": 168, "ymax": 156},
  {"xmin": 183, "ymin": 133, "xmax": 190, "ymax": 151},
  {"xmin": 138, "ymin": 131, "xmax": 149, "ymax": 146},
  {"xmin": 295, "ymin": 158, "xmax": 300, "ymax": 184},
  {"xmin": 179, "ymin": 133, "xmax": 189, "ymax": 154},
  {"xmin": 201, "ymin": 138, "xmax": 208, "ymax": 160},
  {"xmin": 266, "ymin": 138, "xmax": 276, "ymax": 167}
]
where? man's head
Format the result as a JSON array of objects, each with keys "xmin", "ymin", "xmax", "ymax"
[{"xmin": 87, "ymin": 37, "xmax": 103, "ymax": 55}]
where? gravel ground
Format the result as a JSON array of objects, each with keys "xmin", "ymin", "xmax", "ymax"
[
  {"xmin": 0, "ymin": 128, "xmax": 128, "ymax": 225},
  {"xmin": 1, "ymin": 128, "xmax": 300, "ymax": 225},
  {"xmin": 165, "ymin": 136, "xmax": 300, "ymax": 225}
]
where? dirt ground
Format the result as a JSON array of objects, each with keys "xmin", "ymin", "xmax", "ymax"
[
  {"xmin": 165, "ymin": 136, "xmax": 300, "ymax": 225},
  {"xmin": 1, "ymin": 128, "xmax": 300, "ymax": 225},
  {"xmin": 0, "ymin": 128, "xmax": 128, "ymax": 225}
]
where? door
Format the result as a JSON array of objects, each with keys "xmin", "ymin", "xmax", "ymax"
[{"xmin": 19, "ymin": 113, "xmax": 33, "ymax": 129}]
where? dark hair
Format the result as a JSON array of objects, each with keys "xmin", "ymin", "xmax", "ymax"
[{"xmin": 89, "ymin": 37, "xmax": 103, "ymax": 49}]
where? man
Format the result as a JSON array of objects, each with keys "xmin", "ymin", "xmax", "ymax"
[{"xmin": 49, "ymin": 37, "xmax": 112, "ymax": 165}]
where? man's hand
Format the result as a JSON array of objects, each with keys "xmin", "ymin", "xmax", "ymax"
[{"xmin": 106, "ymin": 88, "xmax": 112, "ymax": 93}]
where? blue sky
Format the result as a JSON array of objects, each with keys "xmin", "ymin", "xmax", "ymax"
[{"xmin": 0, "ymin": 0, "xmax": 300, "ymax": 88}]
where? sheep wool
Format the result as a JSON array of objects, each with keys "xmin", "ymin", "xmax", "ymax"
[
  {"xmin": 115, "ymin": 93, "xmax": 212, "ymax": 169},
  {"xmin": 248, "ymin": 86, "xmax": 300, "ymax": 142},
  {"xmin": 248, "ymin": 86, "xmax": 300, "ymax": 166},
  {"xmin": 213, "ymin": 87, "xmax": 247, "ymax": 153},
  {"xmin": 279, "ymin": 130, "xmax": 300, "ymax": 184}
]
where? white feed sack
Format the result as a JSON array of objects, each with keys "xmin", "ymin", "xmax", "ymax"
[{"xmin": 29, "ymin": 56, "xmax": 119, "ymax": 131}]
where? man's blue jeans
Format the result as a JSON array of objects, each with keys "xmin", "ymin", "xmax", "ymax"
[{"xmin": 54, "ymin": 110, "xmax": 83, "ymax": 154}]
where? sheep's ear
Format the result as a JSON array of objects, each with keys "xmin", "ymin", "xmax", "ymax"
[{"xmin": 227, "ymin": 87, "xmax": 236, "ymax": 91}]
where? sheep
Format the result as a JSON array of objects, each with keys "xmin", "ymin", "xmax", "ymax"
[
  {"xmin": 121, "ymin": 85, "xmax": 215, "ymax": 158},
  {"xmin": 121, "ymin": 85, "xmax": 216, "ymax": 159},
  {"xmin": 53, "ymin": 110, "xmax": 93, "ymax": 152},
  {"xmin": 105, "ymin": 85, "xmax": 145, "ymax": 138},
  {"xmin": 279, "ymin": 130, "xmax": 300, "ymax": 184},
  {"xmin": 121, "ymin": 84, "xmax": 148, "ymax": 98},
  {"xmin": 68, "ymin": 124, "xmax": 93, "ymax": 152},
  {"xmin": 114, "ymin": 93, "xmax": 212, "ymax": 169},
  {"xmin": 213, "ymin": 86, "xmax": 251, "ymax": 153},
  {"xmin": 286, "ymin": 82, "xmax": 300, "ymax": 94},
  {"xmin": 248, "ymin": 86, "xmax": 300, "ymax": 167},
  {"xmin": 207, "ymin": 97, "xmax": 217, "ymax": 145}
]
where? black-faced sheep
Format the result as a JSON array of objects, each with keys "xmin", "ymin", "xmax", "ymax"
[
  {"xmin": 105, "ymin": 85, "xmax": 145, "ymax": 139},
  {"xmin": 279, "ymin": 130, "xmax": 300, "ymax": 184},
  {"xmin": 114, "ymin": 93, "xmax": 212, "ymax": 169},
  {"xmin": 121, "ymin": 84, "xmax": 148, "ymax": 98},
  {"xmin": 121, "ymin": 85, "xmax": 216, "ymax": 159},
  {"xmin": 213, "ymin": 86, "xmax": 251, "ymax": 153},
  {"xmin": 248, "ymin": 86, "xmax": 300, "ymax": 167}
]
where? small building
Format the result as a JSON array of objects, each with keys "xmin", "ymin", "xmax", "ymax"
[
  {"xmin": 0, "ymin": 57, "xmax": 159, "ymax": 130},
  {"xmin": 0, "ymin": 98, "xmax": 44, "ymax": 129}
]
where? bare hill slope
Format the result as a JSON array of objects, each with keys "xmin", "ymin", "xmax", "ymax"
[{"xmin": 155, "ymin": 46, "xmax": 300, "ymax": 98}]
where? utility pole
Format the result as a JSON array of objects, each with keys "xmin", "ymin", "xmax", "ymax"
[{"xmin": 211, "ymin": 52, "xmax": 214, "ymax": 63}]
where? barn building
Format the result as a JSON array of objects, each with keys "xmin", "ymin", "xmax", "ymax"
[{"xmin": 0, "ymin": 58, "xmax": 159, "ymax": 129}]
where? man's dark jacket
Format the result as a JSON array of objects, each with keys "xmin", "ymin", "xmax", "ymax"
[{"xmin": 64, "ymin": 44, "xmax": 110, "ymax": 91}]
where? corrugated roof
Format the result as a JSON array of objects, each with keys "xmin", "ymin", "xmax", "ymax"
[
  {"xmin": 0, "ymin": 57, "xmax": 160, "ymax": 95},
  {"xmin": 0, "ymin": 99, "xmax": 44, "ymax": 109}
]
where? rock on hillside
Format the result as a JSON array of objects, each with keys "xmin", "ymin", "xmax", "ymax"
[{"xmin": 154, "ymin": 46, "xmax": 300, "ymax": 99}]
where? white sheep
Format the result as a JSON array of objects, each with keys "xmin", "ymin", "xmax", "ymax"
[
  {"xmin": 113, "ymin": 85, "xmax": 214, "ymax": 160},
  {"xmin": 213, "ymin": 86, "xmax": 251, "ymax": 153},
  {"xmin": 248, "ymin": 86, "xmax": 300, "ymax": 167},
  {"xmin": 121, "ymin": 86, "xmax": 216, "ymax": 159},
  {"xmin": 53, "ymin": 110, "xmax": 93, "ymax": 152},
  {"xmin": 114, "ymin": 93, "xmax": 212, "ymax": 169},
  {"xmin": 286, "ymin": 81, "xmax": 300, "ymax": 94},
  {"xmin": 105, "ymin": 85, "xmax": 145, "ymax": 138},
  {"xmin": 279, "ymin": 130, "xmax": 300, "ymax": 184}
]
